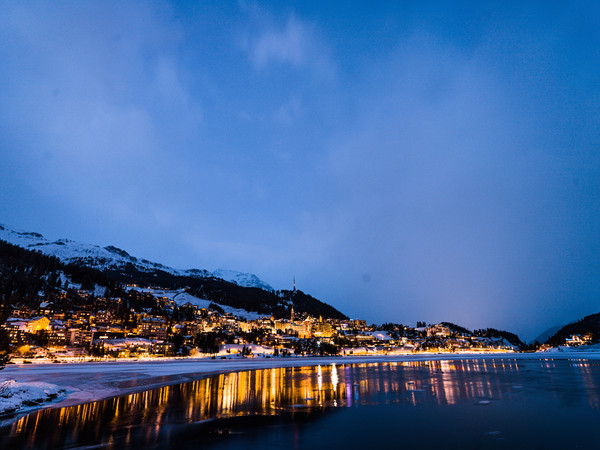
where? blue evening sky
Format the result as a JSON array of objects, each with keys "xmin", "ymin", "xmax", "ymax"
[{"xmin": 1, "ymin": 1, "xmax": 599, "ymax": 340}]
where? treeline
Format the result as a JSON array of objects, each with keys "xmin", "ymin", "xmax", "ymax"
[
  {"xmin": 0, "ymin": 240, "xmax": 122, "ymax": 308},
  {"xmin": 428, "ymin": 322, "xmax": 525, "ymax": 349},
  {"xmin": 0, "ymin": 240, "xmax": 62, "ymax": 306},
  {"xmin": 473, "ymin": 328, "xmax": 525, "ymax": 349},
  {"xmin": 439, "ymin": 322, "xmax": 526, "ymax": 349}
]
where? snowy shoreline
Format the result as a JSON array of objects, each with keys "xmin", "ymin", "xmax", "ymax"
[{"xmin": 2, "ymin": 350, "xmax": 599, "ymax": 418}]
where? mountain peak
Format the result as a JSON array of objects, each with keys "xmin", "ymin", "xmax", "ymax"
[{"xmin": 211, "ymin": 269, "xmax": 273, "ymax": 292}]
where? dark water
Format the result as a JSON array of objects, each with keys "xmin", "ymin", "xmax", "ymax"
[{"xmin": 1, "ymin": 358, "xmax": 600, "ymax": 449}]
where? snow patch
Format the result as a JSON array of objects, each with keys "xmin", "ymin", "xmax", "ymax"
[
  {"xmin": 366, "ymin": 331, "xmax": 393, "ymax": 341},
  {"xmin": 219, "ymin": 344, "xmax": 275, "ymax": 356},
  {"xmin": 58, "ymin": 272, "xmax": 81, "ymax": 290},
  {"xmin": 542, "ymin": 343, "xmax": 600, "ymax": 353},
  {"xmin": 94, "ymin": 284, "xmax": 107, "ymax": 298},
  {"xmin": 0, "ymin": 380, "xmax": 66, "ymax": 416},
  {"xmin": 126, "ymin": 287, "xmax": 268, "ymax": 321}
]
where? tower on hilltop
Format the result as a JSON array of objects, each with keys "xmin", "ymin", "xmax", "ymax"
[{"xmin": 291, "ymin": 276, "xmax": 296, "ymax": 322}]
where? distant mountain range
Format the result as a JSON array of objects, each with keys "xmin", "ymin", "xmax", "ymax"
[
  {"xmin": 0, "ymin": 224, "xmax": 273, "ymax": 291},
  {"xmin": 534, "ymin": 325, "xmax": 563, "ymax": 345}
]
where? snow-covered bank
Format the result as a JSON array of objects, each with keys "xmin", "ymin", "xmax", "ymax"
[
  {"xmin": 0, "ymin": 380, "xmax": 66, "ymax": 416},
  {"xmin": 541, "ymin": 343, "xmax": 600, "ymax": 354},
  {"xmin": 2, "ymin": 351, "xmax": 600, "ymax": 418}
]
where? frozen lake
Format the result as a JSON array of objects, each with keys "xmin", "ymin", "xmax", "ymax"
[{"xmin": 1, "ymin": 357, "xmax": 600, "ymax": 448}]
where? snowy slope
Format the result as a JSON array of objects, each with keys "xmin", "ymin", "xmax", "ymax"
[
  {"xmin": 126, "ymin": 287, "xmax": 267, "ymax": 320},
  {"xmin": 0, "ymin": 224, "xmax": 273, "ymax": 291},
  {"xmin": 211, "ymin": 269, "xmax": 273, "ymax": 292}
]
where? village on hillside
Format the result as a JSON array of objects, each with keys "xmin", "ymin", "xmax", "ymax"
[{"xmin": 0, "ymin": 283, "xmax": 529, "ymax": 363}]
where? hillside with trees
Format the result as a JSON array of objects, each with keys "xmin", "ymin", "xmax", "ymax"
[
  {"xmin": 546, "ymin": 313, "xmax": 600, "ymax": 347},
  {"xmin": 0, "ymin": 239, "xmax": 347, "ymax": 320}
]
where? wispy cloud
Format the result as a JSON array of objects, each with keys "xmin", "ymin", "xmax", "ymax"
[
  {"xmin": 248, "ymin": 16, "xmax": 308, "ymax": 68},
  {"xmin": 241, "ymin": 13, "xmax": 335, "ymax": 78}
]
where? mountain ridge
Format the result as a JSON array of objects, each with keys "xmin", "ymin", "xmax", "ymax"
[
  {"xmin": 0, "ymin": 224, "xmax": 273, "ymax": 291},
  {"xmin": 0, "ymin": 237, "xmax": 348, "ymax": 320}
]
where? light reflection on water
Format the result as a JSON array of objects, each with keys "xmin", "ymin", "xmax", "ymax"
[{"xmin": 2, "ymin": 358, "xmax": 600, "ymax": 448}]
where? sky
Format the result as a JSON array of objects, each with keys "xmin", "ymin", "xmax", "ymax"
[{"xmin": 1, "ymin": 1, "xmax": 599, "ymax": 341}]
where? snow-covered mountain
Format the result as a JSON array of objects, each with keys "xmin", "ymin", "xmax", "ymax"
[
  {"xmin": 211, "ymin": 269, "xmax": 273, "ymax": 292},
  {"xmin": 0, "ymin": 224, "xmax": 273, "ymax": 291}
]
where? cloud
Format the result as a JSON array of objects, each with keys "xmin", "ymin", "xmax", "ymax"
[
  {"xmin": 241, "ymin": 14, "xmax": 335, "ymax": 78},
  {"xmin": 249, "ymin": 16, "xmax": 307, "ymax": 68}
]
